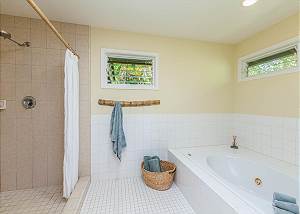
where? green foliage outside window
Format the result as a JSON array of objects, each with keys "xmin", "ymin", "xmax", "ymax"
[
  {"xmin": 247, "ymin": 48, "xmax": 297, "ymax": 77},
  {"xmin": 107, "ymin": 57, "xmax": 153, "ymax": 85}
]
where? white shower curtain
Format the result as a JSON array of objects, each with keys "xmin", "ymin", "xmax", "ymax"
[{"xmin": 63, "ymin": 49, "xmax": 79, "ymax": 198}]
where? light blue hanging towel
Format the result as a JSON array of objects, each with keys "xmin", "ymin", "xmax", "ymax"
[{"xmin": 110, "ymin": 101, "xmax": 126, "ymax": 160}]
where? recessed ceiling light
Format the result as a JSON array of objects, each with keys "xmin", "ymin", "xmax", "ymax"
[{"xmin": 242, "ymin": 0, "xmax": 258, "ymax": 7}]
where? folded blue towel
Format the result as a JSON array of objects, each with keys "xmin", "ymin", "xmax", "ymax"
[
  {"xmin": 148, "ymin": 158, "xmax": 161, "ymax": 172},
  {"xmin": 110, "ymin": 102, "xmax": 126, "ymax": 160},
  {"xmin": 144, "ymin": 156, "xmax": 161, "ymax": 172},
  {"xmin": 274, "ymin": 207, "xmax": 295, "ymax": 214},
  {"xmin": 273, "ymin": 193, "xmax": 297, "ymax": 204},
  {"xmin": 273, "ymin": 200, "xmax": 299, "ymax": 214}
]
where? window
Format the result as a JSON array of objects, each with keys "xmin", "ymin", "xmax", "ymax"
[
  {"xmin": 101, "ymin": 49, "xmax": 158, "ymax": 89},
  {"xmin": 238, "ymin": 38, "xmax": 299, "ymax": 81}
]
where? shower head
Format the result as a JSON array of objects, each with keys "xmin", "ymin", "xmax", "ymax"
[
  {"xmin": 0, "ymin": 30, "xmax": 11, "ymax": 39},
  {"xmin": 0, "ymin": 30, "xmax": 30, "ymax": 47}
]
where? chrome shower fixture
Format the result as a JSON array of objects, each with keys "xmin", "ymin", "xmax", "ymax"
[{"xmin": 0, "ymin": 30, "xmax": 31, "ymax": 47}]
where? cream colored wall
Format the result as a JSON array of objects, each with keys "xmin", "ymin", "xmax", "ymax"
[
  {"xmin": 91, "ymin": 28, "xmax": 234, "ymax": 115},
  {"xmin": 233, "ymin": 13, "xmax": 299, "ymax": 117}
]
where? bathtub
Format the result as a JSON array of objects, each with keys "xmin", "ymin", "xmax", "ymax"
[{"xmin": 168, "ymin": 145, "xmax": 298, "ymax": 214}]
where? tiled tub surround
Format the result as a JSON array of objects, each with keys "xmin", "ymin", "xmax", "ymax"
[
  {"xmin": 233, "ymin": 114, "xmax": 299, "ymax": 165},
  {"xmin": 0, "ymin": 14, "xmax": 91, "ymax": 191},
  {"xmin": 91, "ymin": 113, "xmax": 233, "ymax": 179},
  {"xmin": 92, "ymin": 113, "xmax": 299, "ymax": 180}
]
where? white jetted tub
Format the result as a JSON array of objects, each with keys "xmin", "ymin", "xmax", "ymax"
[{"xmin": 169, "ymin": 145, "xmax": 298, "ymax": 214}]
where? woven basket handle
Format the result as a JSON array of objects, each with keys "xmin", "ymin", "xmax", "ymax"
[{"xmin": 168, "ymin": 168, "xmax": 176, "ymax": 175}]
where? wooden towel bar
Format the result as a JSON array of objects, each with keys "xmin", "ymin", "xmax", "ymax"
[{"xmin": 98, "ymin": 99, "xmax": 160, "ymax": 107}]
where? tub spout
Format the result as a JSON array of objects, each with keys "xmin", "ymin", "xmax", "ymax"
[{"xmin": 230, "ymin": 136, "xmax": 238, "ymax": 149}]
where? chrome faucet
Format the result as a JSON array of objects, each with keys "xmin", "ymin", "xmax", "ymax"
[{"xmin": 230, "ymin": 136, "xmax": 238, "ymax": 149}]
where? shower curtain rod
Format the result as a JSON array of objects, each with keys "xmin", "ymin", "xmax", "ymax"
[{"xmin": 26, "ymin": 0, "xmax": 80, "ymax": 58}]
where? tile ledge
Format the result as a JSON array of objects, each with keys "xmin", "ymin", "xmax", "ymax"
[{"xmin": 62, "ymin": 176, "xmax": 90, "ymax": 214}]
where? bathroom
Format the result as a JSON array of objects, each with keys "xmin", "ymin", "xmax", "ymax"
[{"xmin": 0, "ymin": 0, "xmax": 299, "ymax": 213}]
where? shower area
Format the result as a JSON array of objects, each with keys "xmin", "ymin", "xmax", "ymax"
[{"xmin": 0, "ymin": 13, "xmax": 90, "ymax": 214}]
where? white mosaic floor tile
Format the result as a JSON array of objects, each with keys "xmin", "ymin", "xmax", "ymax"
[
  {"xmin": 0, "ymin": 186, "xmax": 66, "ymax": 214},
  {"xmin": 80, "ymin": 177, "xmax": 195, "ymax": 214}
]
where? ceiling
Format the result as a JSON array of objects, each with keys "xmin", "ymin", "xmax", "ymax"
[{"xmin": 0, "ymin": 0, "xmax": 299, "ymax": 44}]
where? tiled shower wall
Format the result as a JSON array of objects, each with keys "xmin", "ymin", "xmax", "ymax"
[{"xmin": 0, "ymin": 14, "xmax": 90, "ymax": 191}]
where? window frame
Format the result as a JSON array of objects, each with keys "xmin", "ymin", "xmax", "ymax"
[
  {"xmin": 238, "ymin": 37, "xmax": 300, "ymax": 81},
  {"xmin": 101, "ymin": 48, "xmax": 159, "ymax": 90}
]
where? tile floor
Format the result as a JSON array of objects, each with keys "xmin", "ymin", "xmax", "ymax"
[
  {"xmin": 0, "ymin": 186, "xmax": 66, "ymax": 214},
  {"xmin": 80, "ymin": 177, "xmax": 195, "ymax": 214}
]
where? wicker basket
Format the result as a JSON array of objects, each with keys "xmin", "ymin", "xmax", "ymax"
[{"xmin": 141, "ymin": 160, "xmax": 176, "ymax": 191}]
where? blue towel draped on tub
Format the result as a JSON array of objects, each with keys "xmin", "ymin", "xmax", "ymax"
[
  {"xmin": 110, "ymin": 101, "xmax": 126, "ymax": 160},
  {"xmin": 273, "ymin": 192, "xmax": 299, "ymax": 214}
]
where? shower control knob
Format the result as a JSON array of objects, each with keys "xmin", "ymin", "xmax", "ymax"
[{"xmin": 22, "ymin": 96, "xmax": 36, "ymax": 109}]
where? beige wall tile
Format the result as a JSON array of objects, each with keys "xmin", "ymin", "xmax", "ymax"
[
  {"xmin": 32, "ymin": 103, "xmax": 48, "ymax": 136},
  {"xmin": 79, "ymin": 84, "xmax": 90, "ymax": 101},
  {"xmin": 0, "ymin": 63, "xmax": 15, "ymax": 82},
  {"xmin": 30, "ymin": 18, "xmax": 46, "ymax": 31},
  {"xmin": 0, "ymin": 81, "xmax": 16, "ymax": 100},
  {"xmin": 0, "ymin": 15, "xmax": 91, "ymax": 190},
  {"xmin": 47, "ymin": 118, "xmax": 64, "ymax": 136},
  {"xmin": 32, "ymin": 65, "xmax": 47, "ymax": 83},
  {"xmin": 48, "ymin": 100, "xmax": 64, "ymax": 119},
  {"xmin": 46, "ymin": 84, "xmax": 63, "ymax": 102},
  {"xmin": 0, "ymin": 116, "xmax": 16, "ymax": 136},
  {"xmin": 0, "ymin": 135, "xmax": 17, "ymax": 190},
  {"xmin": 76, "ymin": 34, "xmax": 89, "ymax": 52},
  {"xmin": 16, "ymin": 47, "xmax": 31, "ymax": 65},
  {"xmin": 76, "ymin": 25, "xmax": 89, "ymax": 36},
  {"xmin": 46, "ymin": 65, "xmax": 63, "ymax": 85},
  {"xmin": 79, "ymin": 117, "xmax": 91, "ymax": 176},
  {"xmin": 14, "ymin": 28, "xmax": 30, "ymax": 44},
  {"xmin": 61, "ymin": 23, "xmax": 76, "ymax": 34},
  {"xmin": 32, "ymin": 101, "xmax": 48, "ymax": 120},
  {"xmin": 79, "ymin": 101, "xmax": 90, "ymax": 119},
  {"xmin": 0, "ymin": 45, "xmax": 15, "ymax": 64},
  {"xmin": 31, "ymin": 82, "xmax": 48, "ymax": 101},
  {"xmin": 79, "ymin": 67, "xmax": 90, "ymax": 85},
  {"xmin": 16, "ymin": 64, "xmax": 31, "ymax": 82},
  {"xmin": 0, "ymin": 14, "xmax": 14, "ymax": 28},
  {"xmin": 47, "ymin": 135, "xmax": 64, "ymax": 185},
  {"xmin": 78, "ymin": 51, "xmax": 89, "ymax": 69},
  {"xmin": 46, "ymin": 32, "xmax": 62, "ymax": 49},
  {"xmin": 14, "ymin": 16, "xmax": 30, "ymax": 29},
  {"xmin": 1, "ymin": 171, "xmax": 17, "ymax": 191},
  {"xmin": 30, "ymin": 29, "xmax": 47, "ymax": 48},
  {"xmin": 33, "ymin": 135, "xmax": 48, "ymax": 187},
  {"xmin": 31, "ymin": 48, "xmax": 46, "ymax": 65},
  {"xmin": 16, "ymin": 118, "xmax": 33, "ymax": 189},
  {"xmin": 46, "ymin": 49, "xmax": 62, "ymax": 66},
  {"xmin": 16, "ymin": 81, "xmax": 31, "ymax": 101}
]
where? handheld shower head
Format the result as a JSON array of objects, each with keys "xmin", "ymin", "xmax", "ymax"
[{"xmin": 0, "ymin": 30, "xmax": 11, "ymax": 39}]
